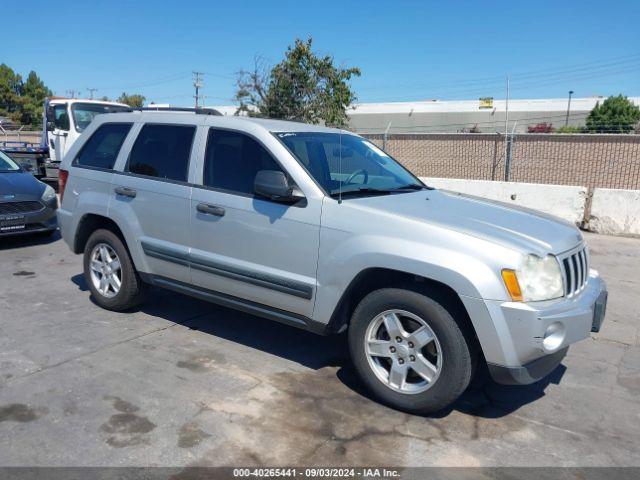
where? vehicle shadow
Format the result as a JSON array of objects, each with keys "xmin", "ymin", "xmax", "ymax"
[
  {"xmin": 0, "ymin": 229, "xmax": 60, "ymax": 251},
  {"xmin": 69, "ymin": 274, "xmax": 565, "ymax": 418}
]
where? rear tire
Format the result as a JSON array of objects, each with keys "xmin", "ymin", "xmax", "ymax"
[
  {"xmin": 83, "ymin": 229, "xmax": 145, "ymax": 311},
  {"xmin": 348, "ymin": 288, "xmax": 473, "ymax": 414}
]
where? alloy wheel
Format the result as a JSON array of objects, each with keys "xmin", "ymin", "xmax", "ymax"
[
  {"xmin": 364, "ymin": 309, "xmax": 443, "ymax": 394},
  {"xmin": 89, "ymin": 243, "xmax": 122, "ymax": 298}
]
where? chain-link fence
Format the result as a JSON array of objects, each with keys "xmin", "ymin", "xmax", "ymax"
[
  {"xmin": 362, "ymin": 133, "xmax": 640, "ymax": 190},
  {"xmin": 4, "ymin": 127, "xmax": 639, "ymax": 190}
]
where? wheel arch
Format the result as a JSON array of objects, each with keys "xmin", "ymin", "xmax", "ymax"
[
  {"xmin": 326, "ymin": 267, "xmax": 481, "ymax": 355},
  {"xmin": 74, "ymin": 213, "xmax": 130, "ymax": 255}
]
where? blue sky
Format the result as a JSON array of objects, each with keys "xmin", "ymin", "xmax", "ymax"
[{"xmin": 4, "ymin": 0, "xmax": 639, "ymax": 106}]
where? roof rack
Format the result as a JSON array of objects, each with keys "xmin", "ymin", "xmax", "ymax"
[{"xmin": 127, "ymin": 106, "xmax": 223, "ymax": 116}]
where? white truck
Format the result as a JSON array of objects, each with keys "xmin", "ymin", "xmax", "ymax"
[{"xmin": 41, "ymin": 98, "xmax": 130, "ymax": 177}]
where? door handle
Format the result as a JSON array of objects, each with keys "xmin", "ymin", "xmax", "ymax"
[
  {"xmin": 197, "ymin": 203, "xmax": 225, "ymax": 217},
  {"xmin": 114, "ymin": 186, "xmax": 137, "ymax": 198}
]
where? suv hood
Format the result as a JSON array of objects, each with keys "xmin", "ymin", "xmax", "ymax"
[
  {"xmin": 350, "ymin": 189, "xmax": 583, "ymax": 255},
  {"xmin": 0, "ymin": 171, "xmax": 44, "ymax": 198}
]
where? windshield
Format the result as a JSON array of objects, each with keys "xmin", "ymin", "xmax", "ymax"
[
  {"xmin": 71, "ymin": 103, "xmax": 130, "ymax": 133},
  {"xmin": 0, "ymin": 150, "xmax": 20, "ymax": 172},
  {"xmin": 276, "ymin": 132, "xmax": 423, "ymax": 197}
]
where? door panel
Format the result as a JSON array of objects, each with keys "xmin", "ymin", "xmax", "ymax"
[
  {"xmin": 112, "ymin": 175, "xmax": 192, "ymax": 282},
  {"xmin": 190, "ymin": 188, "xmax": 320, "ymax": 317},
  {"xmin": 50, "ymin": 103, "xmax": 72, "ymax": 162},
  {"xmin": 110, "ymin": 123, "xmax": 197, "ymax": 283}
]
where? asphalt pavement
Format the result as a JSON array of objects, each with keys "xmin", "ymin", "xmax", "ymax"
[{"xmin": 0, "ymin": 231, "xmax": 638, "ymax": 467}]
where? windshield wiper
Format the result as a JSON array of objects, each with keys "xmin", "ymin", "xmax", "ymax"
[
  {"xmin": 330, "ymin": 183, "xmax": 434, "ymax": 198},
  {"xmin": 330, "ymin": 187, "xmax": 392, "ymax": 198},
  {"xmin": 389, "ymin": 183, "xmax": 433, "ymax": 191}
]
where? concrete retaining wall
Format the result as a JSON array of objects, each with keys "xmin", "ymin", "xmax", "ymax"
[
  {"xmin": 419, "ymin": 177, "xmax": 640, "ymax": 236},
  {"xmin": 587, "ymin": 189, "xmax": 640, "ymax": 236},
  {"xmin": 420, "ymin": 177, "xmax": 587, "ymax": 225}
]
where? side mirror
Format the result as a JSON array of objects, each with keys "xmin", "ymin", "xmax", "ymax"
[
  {"xmin": 254, "ymin": 170, "xmax": 304, "ymax": 203},
  {"xmin": 46, "ymin": 121, "xmax": 56, "ymax": 132}
]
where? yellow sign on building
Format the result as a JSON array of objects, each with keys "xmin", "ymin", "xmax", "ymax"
[{"xmin": 479, "ymin": 97, "xmax": 494, "ymax": 109}]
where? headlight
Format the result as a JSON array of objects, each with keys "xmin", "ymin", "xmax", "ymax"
[
  {"xmin": 502, "ymin": 254, "xmax": 564, "ymax": 302},
  {"xmin": 41, "ymin": 184, "xmax": 57, "ymax": 203}
]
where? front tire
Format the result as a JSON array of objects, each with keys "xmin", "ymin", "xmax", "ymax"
[
  {"xmin": 348, "ymin": 288, "xmax": 473, "ymax": 414},
  {"xmin": 83, "ymin": 229, "xmax": 145, "ymax": 311}
]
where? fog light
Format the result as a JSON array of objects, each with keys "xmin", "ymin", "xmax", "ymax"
[{"xmin": 543, "ymin": 322, "xmax": 565, "ymax": 351}]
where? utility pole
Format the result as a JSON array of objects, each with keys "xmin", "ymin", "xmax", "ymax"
[
  {"xmin": 503, "ymin": 75, "xmax": 511, "ymax": 181},
  {"xmin": 66, "ymin": 89, "xmax": 78, "ymax": 99},
  {"xmin": 383, "ymin": 121, "xmax": 393, "ymax": 151},
  {"xmin": 193, "ymin": 71, "xmax": 204, "ymax": 109},
  {"xmin": 87, "ymin": 88, "xmax": 97, "ymax": 100},
  {"xmin": 565, "ymin": 90, "xmax": 574, "ymax": 127},
  {"xmin": 504, "ymin": 75, "xmax": 510, "ymax": 135}
]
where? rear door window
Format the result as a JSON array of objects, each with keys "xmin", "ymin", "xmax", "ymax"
[
  {"xmin": 74, "ymin": 123, "xmax": 132, "ymax": 169},
  {"xmin": 126, "ymin": 124, "xmax": 196, "ymax": 182}
]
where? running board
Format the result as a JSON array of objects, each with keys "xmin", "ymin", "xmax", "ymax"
[{"xmin": 141, "ymin": 273, "xmax": 329, "ymax": 335}]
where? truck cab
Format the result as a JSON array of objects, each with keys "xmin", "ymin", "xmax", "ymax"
[{"xmin": 43, "ymin": 98, "xmax": 130, "ymax": 163}]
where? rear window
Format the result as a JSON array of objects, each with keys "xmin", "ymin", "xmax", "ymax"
[
  {"xmin": 126, "ymin": 124, "xmax": 196, "ymax": 182},
  {"xmin": 73, "ymin": 123, "xmax": 132, "ymax": 170}
]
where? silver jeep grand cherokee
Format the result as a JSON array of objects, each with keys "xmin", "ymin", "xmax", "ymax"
[{"xmin": 57, "ymin": 109, "xmax": 607, "ymax": 414}]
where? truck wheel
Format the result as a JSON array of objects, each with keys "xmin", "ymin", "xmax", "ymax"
[
  {"xmin": 348, "ymin": 288, "xmax": 473, "ymax": 414},
  {"xmin": 83, "ymin": 229, "xmax": 145, "ymax": 311}
]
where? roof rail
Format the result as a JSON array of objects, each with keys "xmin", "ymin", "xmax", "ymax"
[{"xmin": 127, "ymin": 106, "xmax": 223, "ymax": 116}]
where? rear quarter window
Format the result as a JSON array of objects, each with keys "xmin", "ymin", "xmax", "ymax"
[{"xmin": 73, "ymin": 123, "xmax": 133, "ymax": 170}]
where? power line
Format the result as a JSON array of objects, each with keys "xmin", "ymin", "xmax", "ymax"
[
  {"xmin": 94, "ymin": 72, "xmax": 193, "ymax": 91},
  {"xmin": 201, "ymin": 71, "xmax": 236, "ymax": 80},
  {"xmin": 357, "ymin": 53, "xmax": 640, "ymax": 94},
  {"xmin": 360, "ymin": 64, "xmax": 640, "ymax": 103}
]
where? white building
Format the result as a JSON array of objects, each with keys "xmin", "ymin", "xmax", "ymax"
[{"xmin": 346, "ymin": 96, "xmax": 640, "ymax": 134}]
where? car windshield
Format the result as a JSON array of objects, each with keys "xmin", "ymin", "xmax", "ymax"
[
  {"xmin": 71, "ymin": 103, "xmax": 130, "ymax": 132},
  {"xmin": 275, "ymin": 132, "xmax": 424, "ymax": 197},
  {"xmin": 0, "ymin": 150, "xmax": 20, "ymax": 172}
]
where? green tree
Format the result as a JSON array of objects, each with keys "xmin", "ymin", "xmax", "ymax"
[
  {"xmin": 235, "ymin": 37, "xmax": 361, "ymax": 127},
  {"xmin": 0, "ymin": 65, "xmax": 53, "ymax": 128},
  {"xmin": 586, "ymin": 95, "xmax": 640, "ymax": 133},
  {"xmin": 117, "ymin": 92, "xmax": 145, "ymax": 108},
  {"xmin": 19, "ymin": 71, "xmax": 52, "ymax": 127},
  {"xmin": 0, "ymin": 64, "xmax": 23, "ymax": 124}
]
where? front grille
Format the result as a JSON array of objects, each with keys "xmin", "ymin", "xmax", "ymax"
[
  {"xmin": 0, "ymin": 201, "xmax": 44, "ymax": 215},
  {"xmin": 560, "ymin": 246, "xmax": 589, "ymax": 297}
]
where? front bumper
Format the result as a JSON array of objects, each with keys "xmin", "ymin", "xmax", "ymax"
[
  {"xmin": 483, "ymin": 270, "xmax": 607, "ymax": 385},
  {"xmin": 0, "ymin": 200, "xmax": 58, "ymax": 237}
]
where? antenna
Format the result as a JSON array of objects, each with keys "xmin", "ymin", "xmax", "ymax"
[
  {"xmin": 87, "ymin": 88, "xmax": 97, "ymax": 100},
  {"xmin": 193, "ymin": 71, "xmax": 204, "ymax": 109}
]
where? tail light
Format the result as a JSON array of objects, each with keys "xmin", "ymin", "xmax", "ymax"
[{"xmin": 58, "ymin": 169, "xmax": 69, "ymax": 202}]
